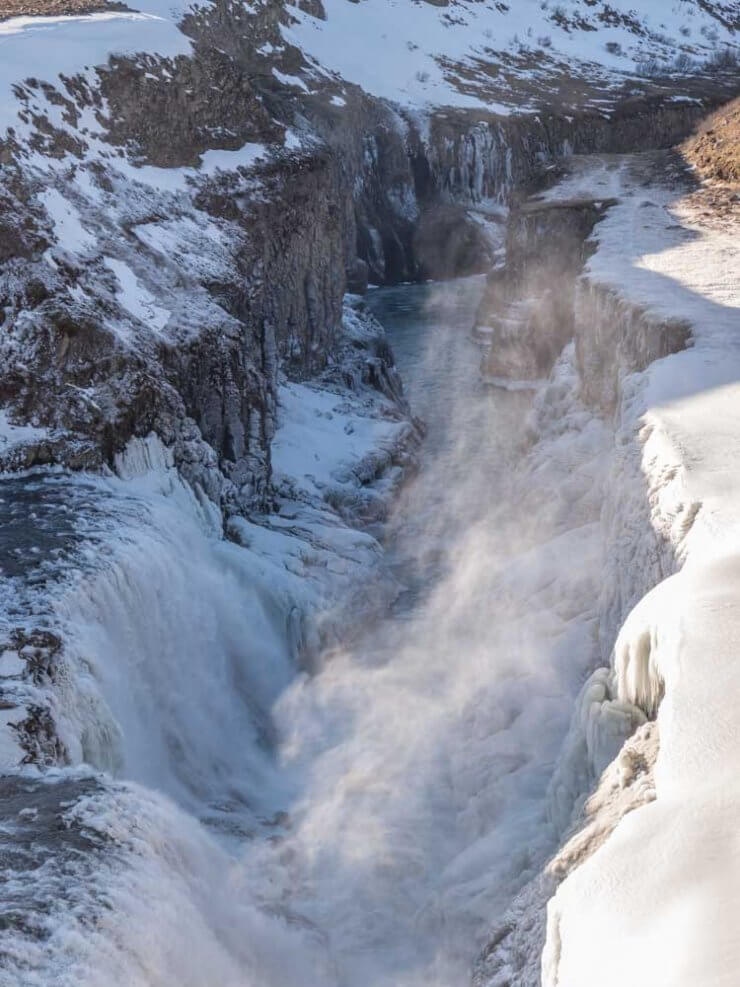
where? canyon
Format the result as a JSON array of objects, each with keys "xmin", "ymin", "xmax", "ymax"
[{"xmin": 0, "ymin": 1, "xmax": 738, "ymax": 984}]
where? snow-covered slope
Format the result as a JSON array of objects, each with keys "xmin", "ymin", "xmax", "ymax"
[
  {"xmin": 0, "ymin": 4, "xmax": 192, "ymax": 134},
  {"xmin": 0, "ymin": 0, "xmax": 736, "ymax": 136},
  {"xmin": 286, "ymin": 0, "xmax": 740, "ymax": 111}
]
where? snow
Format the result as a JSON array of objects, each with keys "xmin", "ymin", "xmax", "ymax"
[
  {"xmin": 5, "ymin": 0, "xmax": 723, "ymax": 121},
  {"xmin": 113, "ymin": 432, "xmax": 175, "ymax": 479},
  {"xmin": 103, "ymin": 257, "xmax": 171, "ymax": 334},
  {"xmin": 0, "ymin": 707, "xmax": 24, "ymax": 773},
  {"xmin": 0, "ymin": 650, "xmax": 26, "ymax": 677},
  {"xmin": 40, "ymin": 188, "xmax": 97, "ymax": 256},
  {"xmin": 283, "ymin": 129, "xmax": 302, "ymax": 150},
  {"xmin": 132, "ymin": 214, "xmax": 241, "ymax": 284},
  {"xmin": 19, "ymin": 103, "xmax": 265, "ymax": 351},
  {"xmin": 539, "ymin": 160, "xmax": 740, "ymax": 985},
  {"xmin": 272, "ymin": 67, "xmax": 311, "ymax": 93},
  {"xmin": 93, "ymin": 139, "xmax": 268, "ymax": 192},
  {"xmin": 0, "ymin": 410, "xmax": 50, "ymax": 450},
  {"xmin": 282, "ymin": 0, "xmax": 514, "ymax": 111},
  {"xmin": 198, "ymin": 142, "xmax": 267, "ymax": 173},
  {"xmin": 0, "ymin": 7, "xmax": 192, "ymax": 135},
  {"xmin": 283, "ymin": 0, "xmax": 738, "ymax": 109},
  {"xmin": 271, "ymin": 380, "xmax": 405, "ymax": 499}
]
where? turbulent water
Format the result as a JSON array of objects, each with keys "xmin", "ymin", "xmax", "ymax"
[{"xmin": 0, "ymin": 278, "xmax": 606, "ymax": 987}]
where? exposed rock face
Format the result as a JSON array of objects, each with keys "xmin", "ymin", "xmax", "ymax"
[
  {"xmin": 475, "ymin": 195, "xmax": 614, "ymax": 380},
  {"xmin": 413, "ymin": 203, "xmax": 500, "ymax": 280},
  {"xmin": 574, "ymin": 281, "xmax": 691, "ymax": 415},
  {"xmin": 346, "ymin": 95, "xmax": 724, "ymax": 286},
  {"xmin": 1, "ymin": 0, "xmax": 734, "ymax": 513},
  {"xmin": 473, "ymin": 150, "xmax": 699, "ymax": 389}
]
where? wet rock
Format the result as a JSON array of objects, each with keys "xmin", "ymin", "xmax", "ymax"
[
  {"xmin": 413, "ymin": 204, "xmax": 498, "ymax": 280},
  {"xmin": 297, "ymin": 0, "xmax": 326, "ymax": 19},
  {"xmin": 476, "ymin": 194, "xmax": 617, "ymax": 381},
  {"xmin": 345, "ymin": 257, "xmax": 369, "ymax": 294}
]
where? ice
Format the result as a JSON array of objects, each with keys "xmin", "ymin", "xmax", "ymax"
[
  {"xmin": 52, "ymin": 474, "xmax": 296, "ymax": 807},
  {"xmin": 113, "ymin": 432, "xmax": 175, "ymax": 479}
]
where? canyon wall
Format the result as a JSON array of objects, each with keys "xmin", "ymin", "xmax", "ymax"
[{"xmin": 1, "ymin": 0, "xmax": 734, "ymax": 515}]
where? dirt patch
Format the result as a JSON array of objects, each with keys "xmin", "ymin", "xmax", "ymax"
[
  {"xmin": 681, "ymin": 96, "xmax": 740, "ymax": 185},
  {"xmin": 0, "ymin": 0, "xmax": 127, "ymax": 20}
]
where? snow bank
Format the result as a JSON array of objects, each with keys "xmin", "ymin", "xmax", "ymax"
[
  {"xmin": 0, "ymin": 409, "xmax": 50, "ymax": 452},
  {"xmin": 541, "ymin": 157, "xmax": 740, "ymax": 985},
  {"xmin": 271, "ymin": 380, "xmax": 406, "ymax": 498},
  {"xmin": 104, "ymin": 257, "xmax": 171, "ymax": 335}
]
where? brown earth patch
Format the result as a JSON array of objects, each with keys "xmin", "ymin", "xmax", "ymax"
[{"xmin": 681, "ymin": 96, "xmax": 740, "ymax": 185}]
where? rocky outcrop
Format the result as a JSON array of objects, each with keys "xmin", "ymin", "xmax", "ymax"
[
  {"xmin": 344, "ymin": 94, "xmax": 725, "ymax": 286},
  {"xmin": 474, "ymin": 195, "xmax": 614, "ymax": 380},
  {"xmin": 574, "ymin": 280, "xmax": 691, "ymax": 415},
  {"xmin": 681, "ymin": 95, "xmax": 740, "ymax": 185}
]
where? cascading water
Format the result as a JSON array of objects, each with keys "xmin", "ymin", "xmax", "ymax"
[
  {"xmin": 52, "ymin": 461, "xmax": 295, "ymax": 816},
  {"xmin": 0, "ymin": 278, "xmax": 610, "ymax": 987}
]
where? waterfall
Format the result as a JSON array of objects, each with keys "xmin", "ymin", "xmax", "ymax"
[
  {"xmin": 2, "ymin": 285, "xmax": 618, "ymax": 987},
  {"xmin": 51, "ymin": 440, "xmax": 295, "ymax": 816}
]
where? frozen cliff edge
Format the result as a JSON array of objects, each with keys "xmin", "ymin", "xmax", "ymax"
[
  {"xmin": 476, "ymin": 148, "xmax": 740, "ymax": 984},
  {"xmin": 542, "ymin": 157, "xmax": 740, "ymax": 987}
]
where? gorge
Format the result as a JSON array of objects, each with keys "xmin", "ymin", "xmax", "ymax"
[{"xmin": 0, "ymin": 2, "xmax": 739, "ymax": 985}]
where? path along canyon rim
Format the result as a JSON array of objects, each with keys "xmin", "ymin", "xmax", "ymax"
[{"xmin": 0, "ymin": 2, "xmax": 738, "ymax": 985}]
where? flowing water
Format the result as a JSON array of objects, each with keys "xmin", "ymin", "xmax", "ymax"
[{"xmin": 0, "ymin": 278, "xmax": 603, "ymax": 986}]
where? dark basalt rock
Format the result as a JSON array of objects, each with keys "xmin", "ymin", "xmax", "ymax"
[
  {"xmin": 475, "ymin": 195, "xmax": 615, "ymax": 380},
  {"xmin": 413, "ymin": 204, "xmax": 500, "ymax": 280},
  {"xmin": 346, "ymin": 257, "xmax": 369, "ymax": 294},
  {"xmin": 0, "ymin": 0, "xmax": 732, "ymax": 517}
]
